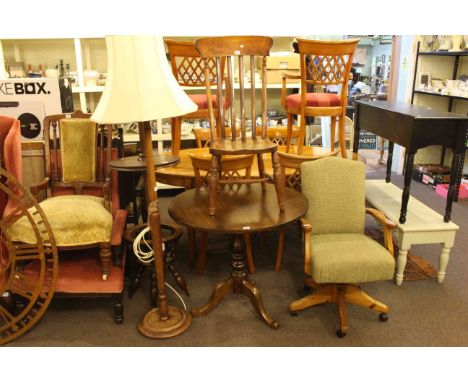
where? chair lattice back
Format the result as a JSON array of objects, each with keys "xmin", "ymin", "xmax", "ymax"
[
  {"xmin": 43, "ymin": 110, "xmax": 112, "ymax": 196},
  {"xmin": 195, "ymin": 36, "xmax": 273, "ymax": 142},
  {"xmin": 189, "ymin": 153, "xmax": 254, "ymax": 189},
  {"xmin": 194, "ymin": 127, "xmax": 241, "ymax": 148},
  {"xmin": 297, "ymin": 38, "xmax": 359, "ymax": 103},
  {"xmin": 256, "ymin": 126, "xmax": 300, "ymax": 146},
  {"xmin": 278, "ymin": 150, "xmax": 340, "ymax": 191},
  {"xmin": 165, "ymin": 40, "xmax": 221, "ymax": 87}
]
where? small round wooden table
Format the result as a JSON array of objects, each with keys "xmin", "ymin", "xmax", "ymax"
[
  {"xmin": 168, "ymin": 183, "xmax": 308, "ymax": 329},
  {"xmin": 109, "ymin": 153, "xmax": 180, "ymax": 172}
]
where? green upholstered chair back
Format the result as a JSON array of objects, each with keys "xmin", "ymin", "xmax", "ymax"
[
  {"xmin": 59, "ymin": 118, "xmax": 97, "ymax": 183},
  {"xmin": 301, "ymin": 156, "xmax": 365, "ymax": 235}
]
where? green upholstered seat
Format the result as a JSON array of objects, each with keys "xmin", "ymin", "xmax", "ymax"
[
  {"xmin": 300, "ymin": 156, "xmax": 395, "ymax": 283},
  {"xmin": 309, "ymin": 233, "xmax": 395, "ymax": 284},
  {"xmin": 8, "ymin": 195, "xmax": 113, "ymax": 246}
]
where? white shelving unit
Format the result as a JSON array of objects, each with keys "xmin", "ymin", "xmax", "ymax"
[{"xmin": 0, "ymin": 36, "xmax": 301, "ymax": 152}]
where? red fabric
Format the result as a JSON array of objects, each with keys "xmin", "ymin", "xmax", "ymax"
[
  {"xmin": 286, "ymin": 93, "xmax": 342, "ymax": 109},
  {"xmin": 189, "ymin": 94, "xmax": 226, "ymax": 109},
  {"xmin": 24, "ymin": 249, "xmax": 125, "ymax": 293},
  {"xmin": 0, "ymin": 116, "xmax": 22, "ymax": 217}
]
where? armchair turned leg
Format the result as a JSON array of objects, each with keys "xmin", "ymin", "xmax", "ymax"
[{"xmin": 99, "ymin": 242, "xmax": 112, "ymax": 280}]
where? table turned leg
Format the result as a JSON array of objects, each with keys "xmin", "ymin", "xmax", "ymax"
[
  {"xmin": 438, "ymin": 245, "xmax": 451, "ymax": 284},
  {"xmin": 191, "ymin": 235, "xmax": 278, "ymax": 329},
  {"xmin": 399, "ymin": 152, "xmax": 415, "ymax": 224},
  {"xmin": 208, "ymin": 155, "xmax": 220, "ymax": 216},
  {"xmin": 395, "ymin": 249, "xmax": 408, "ymax": 286},
  {"xmin": 386, "ymin": 141, "xmax": 394, "ymax": 183},
  {"xmin": 445, "ymin": 151, "xmax": 463, "ymax": 222}
]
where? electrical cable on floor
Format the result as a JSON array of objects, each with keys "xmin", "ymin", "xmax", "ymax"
[{"xmin": 132, "ymin": 226, "xmax": 187, "ymax": 310}]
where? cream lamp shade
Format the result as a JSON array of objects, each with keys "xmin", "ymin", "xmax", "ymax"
[{"xmin": 91, "ymin": 35, "xmax": 197, "ymax": 124}]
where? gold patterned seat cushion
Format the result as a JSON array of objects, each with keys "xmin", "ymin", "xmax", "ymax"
[
  {"xmin": 8, "ymin": 195, "xmax": 112, "ymax": 246},
  {"xmin": 309, "ymin": 233, "xmax": 395, "ymax": 284}
]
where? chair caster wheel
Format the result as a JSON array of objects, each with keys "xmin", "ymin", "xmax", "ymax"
[
  {"xmin": 336, "ymin": 329, "xmax": 347, "ymax": 338},
  {"xmin": 290, "ymin": 310, "xmax": 298, "ymax": 316},
  {"xmin": 379, "ymin": 313, "xmax": 388, "ymax": 322}
]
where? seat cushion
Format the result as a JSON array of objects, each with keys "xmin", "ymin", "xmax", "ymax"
[
  {"xmin": 8, "ymin": 195, "xmax": 113, "ymax": 247},
  {"xmin": 286, "ymin": 93, "xmax": 341, "ymax": 109},
  {"xmin": 309, "ymin": 233, "xmax": 395, "ymax": 284},
  {"xmin": 189, "ymin": 94, "xmax": 226, "ymax": 109}
]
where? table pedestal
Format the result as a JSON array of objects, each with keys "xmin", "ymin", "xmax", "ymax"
[{"xmin": 191, "ymin": 234, "xmax": 279, "ymax": 330}]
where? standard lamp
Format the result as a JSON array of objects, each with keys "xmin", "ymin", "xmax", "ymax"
[{"xmin": 91, "ymin": 35, "xmax": 197, "ymax": 338}]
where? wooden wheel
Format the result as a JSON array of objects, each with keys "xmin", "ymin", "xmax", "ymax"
[{"xmin": 0, "ymin": 167, "xmax": 58, "ymax": 345}]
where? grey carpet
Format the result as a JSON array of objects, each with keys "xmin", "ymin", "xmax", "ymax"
[{"xmin": 7, "ymin": 170, "xmax": 468, "ymax": 346}]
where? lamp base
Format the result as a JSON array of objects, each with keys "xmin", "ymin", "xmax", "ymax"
[{"xmin": 138, "ymin": 306, "xmax": 192, "ymax": 339}]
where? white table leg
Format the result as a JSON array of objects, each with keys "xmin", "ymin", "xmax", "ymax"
[
  {"xmin": 438, "ymin": 245, "xmax": 451, "ymax": 284},
  {"xmin": 395, "ymin": 249, "xmax": 408, "ymax": 286}
]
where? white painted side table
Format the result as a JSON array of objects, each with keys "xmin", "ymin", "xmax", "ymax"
[{"xmin": 365, "ymin": 180, "xmax": 459, "ymax": 285}]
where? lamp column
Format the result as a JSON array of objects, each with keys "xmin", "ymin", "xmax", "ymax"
[{"xmin": 137, "ymin": 121, "xmax": 192, "ymax": 338}]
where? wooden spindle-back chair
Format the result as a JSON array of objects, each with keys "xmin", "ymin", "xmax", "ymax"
[
  {"xmin": 195, "ymin": 36, "xmax": 285, "ymax": 216},
  {"xmin": 282, "ymin": 38, "xmax": 359, "ymax": 156}
]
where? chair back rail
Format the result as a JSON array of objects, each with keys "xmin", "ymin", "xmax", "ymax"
[
  {"xmin": 195, "ymin": 36, "xmax": 273, "ymax": 143},
  {"xmin": 189, "ymin": 153, "xmax": 254, "ymax": 189},
  {"xmin": 43, "ymin": 111, "xmax": 112, "ymax": 202},
  {"xmin": 296, "ymin": 38, "xmax": 359, "ymax": 108}
]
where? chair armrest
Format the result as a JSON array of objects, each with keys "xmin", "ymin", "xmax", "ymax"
[
  {"xmin": 111, "ymin": 209, "xmax": 128, "ymax": 246},
  {"xmin": 365, "ymin": 208, "xmax": 397, "ymax": 229},
  {"xmin": 282, "ymin": 71, "xmax": 301, "ymax": 80},
  {"xmin": 365, "ymin": 207, "xmax": 397, "ymax": 257},
  {"xmin": 30, "ymin": 177, "xmax": 50, "ymax": 201},
  {"xmin": 300, "ymin": 218, "xmax": 312, "ymax": 274},
  {"xmin": 281, "ymin": 71, "xmax": 301, "ymax": 109}
]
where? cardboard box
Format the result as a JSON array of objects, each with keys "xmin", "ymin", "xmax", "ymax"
[
  {"xmin": 266, "ymin": 70, "xmax": 300, "ymax": 84},
  {"xmin": 257, "ymin": 53, "xmax": 300, "ymax": 71}
]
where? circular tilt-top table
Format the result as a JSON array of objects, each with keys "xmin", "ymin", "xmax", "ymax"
[
  {"xmin": 168, "ymin": 183, "xmax": 308, "ymax": 329},
  {"xmin": 109, "ymin": 153, "xmax": 180, "ymax": 172}
]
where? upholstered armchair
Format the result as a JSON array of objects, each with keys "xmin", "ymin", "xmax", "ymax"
[
  {"xmin": 289, "ymin": 156, "xmax": 396, "ymax": 337},
  {"xmin": 7, "ymin": 111, "xmax": 127, "ymax": 280}
]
